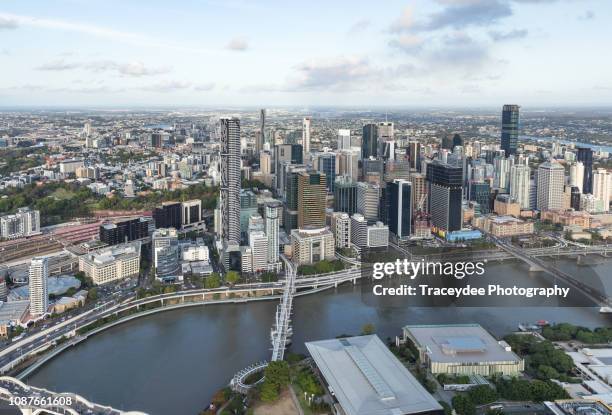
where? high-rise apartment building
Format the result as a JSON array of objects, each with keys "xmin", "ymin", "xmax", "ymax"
[
  {"xmin": 536, "ymin": 161, "xmax": 565, "ymax": 211},
  {"xmin": 220, "ymin": 118, "xmax": 241, "ymax": 245},
  {"xmin": 331, "ymin": 212, "xmax": 351, "ymax": 248},
  {"xmin": 426, "ymin": 161, "xmax": 463, "ymax": 232},
  {"xmin": 408, "ymin": 141, "xmax": 421, "ymax": 171},
  {"xmin": 302, "ymin": 117, "xmax": 311, "ymax": 159},
  {"xmin": 593, "ymin": 168, "xmax": 611, "ymax": 212},
  {"xmin": 377, "ymin": 122, "xmax": 393, "ymax": 142},
  {"xmin": 337, "ymin": 129, "xmax": 351, "ymax": 150},
  {"xmin": 297, "ymin": 171, "xmax": 327, "ymax": 229},
  {"xmin": 99, "ymin": 217, "xmax": 150, "ymax": 246},
  {"xmin": 362, "ymin": 124, "xmax": 378, "ymax": 159},
  {"xmin": 256, "ymin": 108, "xmax": 265, "ymax": 154},
  {"xmin": 29, "ymin": 257, "xmax": 49, "ymax": 316},
  {"xmin": 577, "ymin": 147, "xmax": 594, "ymax": 194},
  {"xmin": 265, "ymin": 202, "xmax": 282, "ymax": 264},
  {"xmin": 387, "ymin": 179, "xmax": 413, "ymax": 239},
  {"xmin": 509, "ymin": 165, "xmax": 531, "ymax": 209},
  {"xmin": 153, "ymin": 202, "xmax": 182, "ymax": 230},
  {"xmin": 0, "ymin": 207, "xmax": 40, "ymax": 240},
  {"xmin": 501, "ymin": 105, "xmax": 519, "ymax": 157}
]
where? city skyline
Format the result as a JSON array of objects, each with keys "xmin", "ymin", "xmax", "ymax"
[{"xmin": 1, "ymin": 0, "xmax": 611, "ymax": 107}]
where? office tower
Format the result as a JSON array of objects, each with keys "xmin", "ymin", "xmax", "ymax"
[
  {"xmin": 441, "ymin": 136, "xmax": 453, "ymax": 150},
  {"xmin": 284, "ymin": 165, "xmax": 308, "ymax": 233},
  {"xmin": 260, "ymin": 150, "xmax": 273, "ymax": 175},
  {"xmin": 363, "ymin": 157, "xmax": 384, "ymax": 178},
  {"xmin": 426, "ymin": 161, "xmax": 463, "ymax": 232},
  {"xmin": 152, "ymin": 228, "xmax": 180, "ymax": 281},
  {"xmin": 337, "ymin": 150, "xmax": 359, "ymax": 182},
  {"xmin": 408, "ymin": 141, "xmax": 421, "ymax": 170},
  {"xmin": 302, "ymin": 117, "xmax": 311, "ymax": 159},
  {"xmin": 337, "ymin": 129, "xmax": 351, "ymax": 150},
  {"xmin": 182, "ymin": 200, "xmax": 202, "ymax": 227},
  {"xmin": 274, "ymin": 144, "xmax": 303, "ymax": 194},
  {"xmin": 377, "ymin": 122, "xmax": 393, "ymax": 141},
  {"xmin": 357, "ymin": 182, "xmax": 381, "ymax": 224},
  {"xmin": 151, "ymin": 132, "xmax": 163, "ymax": 148},
  {"xmin": 387, "ymin": 179, "xmax": 412, "ymax": 239},
  {"xmin": 265, "ymin": 202, "xmax": 281, "ymax": 264},
  {"xmin": 452, "ymin": 134, "xmax": 463, "ymax": 151},
  {"xmin": 569, "ymin": 161, "xmax": 585, "ymax": 193},
  {"xmin": 256, "ymin": 108, "xmax": 265, "ymax": 154},
  {"xmin": 501, "ymin": 104, "xmax": 519, "ymax": 157},
  {"xmin": 570, "ymin": 186, "xmax": 581, "ymax": 210},
  {"xmin": 362, "ymin": 124, "xmax": 378, "ymax": 159},
  {"xmin": 469, "ymin": 182, "xmax": 491, "ymax": 214},
  {"xmin": 334, "ymin": 176, "xmax": 358, "ymax": 215},
  {"xmin": 509, "ymin": 165, "xmax": 531, "ymax": 209},
  {"xmin": 29, "ymin": 257, "xmax": 49, "ymax": 316},
  {"xmin": 80, "ymin": 242, "xmax": 141, "ymax": 285},
  {"xmin": 529, "ymin": 178, "xmax": 537, "ymax": 210},
  {"xmin": 536, "ymin": 161, "xmax": 565, "ymax": 211},
  {"xmin": 577, "ymin": 147, "xmax": 594, "ymax": 194},
  {"xmin": 240, "ymin": 189, "xmax": 259, "ymax": 237},
  {"xmin": 153, "ymin": 201, "xmax": 182, "ymax": 229},
  {"xmin": 315, "ymin": 152, "xmax": 336, "ymax": 192},
  {"xmin": 384, "ymin": 160, "xmax": 411, "ymax": 182},
  {"xmin": 249, "ymin": 230, "xmax": 268, "ymax": 272},
  {"xmin": 297, "ymin": 171, "xmax": 326, "ymax": 229},
  {"xmin": 409, "ymin": 172, "xmax": 428, "ymax": 216},
  {"xmin": 99, "ymin": 217, "xmax": 150, "ymax": 246},
  {"xmin": 331, "ymin": 212, "xmax": 351, "ymax": 248},
  {"xmin": 593, "ymin": 168, "xmax": 611, "ymax": 212},
  {"xmin": 380, "ymin": 140, "xmax": 396, "ymax": 161},
  {"xmin": 220, "ymin": 117, "xmax": 241, "ymax": 244},
  {"xmin": 350, "ymin": 213, "xmax": 368, "ymax": 248}
]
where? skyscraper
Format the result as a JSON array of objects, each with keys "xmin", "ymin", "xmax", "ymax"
[
  {"xmin": 256, "ymin": 108, "xmax": 265, "ymax": 154},
  {"xmin": 469, "ymin": 182, "xmax": 491, "ymax": 214},
  {"xmin": 593, "ymin": 168, "xmax": 611, "ymax": 212},
  {"xmin": 536, "ymin": 161, "xmax": 565, "ymax": 211},
  {"xmin": 334, "ymin": 176, "xmax": 358, "ymax": 215},
  {"xmin": 387, "ymin": 179, "xmax": 412, "ymax": 239},
  {"xmin": 29, "ymin": 257, "xmax": 49, "ymax": 316},
  {"xmin": 577, "ymin": 147, "xmax": 594, "ymax": 194},
  {"xmin": 509, "ymin": 165, "xmax": 531, "ymax": 209},
  {"xmin": 220, "ymin": 118, "xmax": 241, "ymax": 244},
  {"xmin": 357, "ymin": 182, "xmax": 381, "ymax": 224},
  {"xmin": 337, "ymin": 129, "xmax": 351, "ymax": 150},
  {"xmin": 426, "ymin": 161, "xmax": 463, "ymax": 232},
  {"xmin": 362, "ymin": 124, "xmax": 378, "ymax": 159},
  {"xmin": 501, "ymin": 105, "xmax": 520, "ymax": 157},
  {"xmin": 408, "ymin": 141, "xmax": 421, "ymax": 171},
  {"xmin": 153, "ymin": 201, "xmax": 182, "ymax": 229},
  {"xmin": 302, "ymin": 117, "xmax": 311, "ymax": 159},
  {"xmin": 297, "ymin": 171, "xmax": 326, "ymax": 229},
  {"xmin": 569, "ymin": 161, "xmax": 585, "ymax": 193},
  {"xmin": 315, "ymin": 152, "xmax": 336, "ymax": 192},
  {"xmin": 377, "ymin": 121, "xmax": 393, "ymax": 141},
  {"xmin": 265, "ymin": 202, "xmax": 282, "ymax": 264},
  {"xmin": 152, "ymin": 228, "xmax": 181, "ymax": 282}
]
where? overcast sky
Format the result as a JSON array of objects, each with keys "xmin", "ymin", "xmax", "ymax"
[{"xmin": 0, "ymin": 0, "xmax": 610, "ymax": 107}]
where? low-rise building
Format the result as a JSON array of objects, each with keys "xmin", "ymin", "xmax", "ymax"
[
  {"xmin": 541, "ymin": 209, "xmax": 592, "ymax": 228},
  {"xmin": 402, "ymin": 324, "xmax": 524, "ymax": 376},
  {"xmin": 79, "ymin": 242, "xmax": 141, "ymax": 285},
  {"xmin": 473, "ymin": 215, "xmax": 534, "ymax": 237},
  {"xmin": 493, "ymin": 195, "xmax": 521, "ymax": 217},
  {"xmin": 0, "ymin": 300, "xmax": 29, "ymax": 337},
  {"xmin": 290, "ymin": 227, "xmax": 335, "ymax": 265}
]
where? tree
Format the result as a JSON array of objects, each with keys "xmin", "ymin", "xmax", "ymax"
[
  {"xmin": 452, "ymin": 395, "xmax": 476, "ymax": 415},
  {"xmin": 87, "ymin": 288, "xmax": 98, "ymax": 301},
  {"xmin": 361, "ymin": 323, "xmax": 375, "ymax": 335},
  {"xmin": 264, "ymin": 361, "xmax": 290, "ymax": 387},
  {"xmin": 205, "ymin": 273, "xmax": 221, "ymax": 289},
  {"xmin": 467, "ymin": 385, "xmax": 498, "ymax": 405},
  {"xmin": 225, "ymin": 271, "xmax": 240, "ymax": 285},
  {"xmin": 259, "ymin": 379, "xmax": 279, "ymax": 402}
]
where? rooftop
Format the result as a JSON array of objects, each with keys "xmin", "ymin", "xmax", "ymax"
[{"xmin": 305, "ymin": 335, "xmax": 442, "ymax": 415}]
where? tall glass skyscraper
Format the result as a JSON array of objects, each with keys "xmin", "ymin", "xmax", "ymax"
[
  {"xmin": 426, "ymin": 161, "xmax": 463, "ymax": 232},
  {"xmin": 362, "ymin": 123, "xmax": 377, "ymax": 159},
  {"xmin": 577, "ymin": 146, "xmax": 594, "ymax": 194},
  {"xmin": 387, "ymin": 179, "xmax": 412, "ymax": 239},
  {"xmin": 501, "ymin": 105, "xmax": 520, "ymax": 157}
]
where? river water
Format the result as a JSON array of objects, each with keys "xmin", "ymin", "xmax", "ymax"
[{"xmin": 28, "ymin": 259, "xmax": 612, "ymax": 415}]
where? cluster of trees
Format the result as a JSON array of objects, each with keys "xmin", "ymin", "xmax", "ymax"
[
  {"xmin": 297, "ymin": 260, "xmax": 344, "ymax": 275},
  {"xmin": 97, "ymin": 183, "xmax": 218, "ymax": 211},
  {"xmin": 0, "ymin": 147, "xmax": 47, "ymax": 175},
  {"xmin": 294, "ymin": 367, "xmax": 323, "ymax": 396},
  {"xmin": 259, "ymin": 361, "xmax": 290, "ymax": 402},
  {"xmin": 504, "ymin": 334, "xmax": 576, "ymax": 381},
  {"xmin": 542, "ymin": 323, "xmax": 612, "ymax": 344},
  {"xmin": 259, "ymin": 272, "xmax": 278, "ymax": 283}
]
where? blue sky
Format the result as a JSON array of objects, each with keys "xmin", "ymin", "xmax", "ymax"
[{"xmin": 0, "ymin": 0, "xmax": 610, "ymax": 107}]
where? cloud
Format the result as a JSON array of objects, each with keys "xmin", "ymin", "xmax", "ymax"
[
  {"xmin": 291, "ymin": 57, "xmax": 376, "ymax": 90},
  {"xmin": 85, "ymin": 61, "xmax": 171, "ymax": 77},
  {"xmin": 389, "ymin": 34, "xmax": 425, "ymax": 53},
  {"xmin": 412, "ymin": 0, "xmax": 513, "ymax": 32},
  {"xmin": 389, "ymin": 8, "xmax": 414, "ymax": 33},
  {"xmin": 140, "ymin": 80, "xmax": 192, "ymax": 92},
  {"xmin": 35, "ymin": 59, "xmax": 81, "ymax": 71},
  {"xmin": 226, "ymin": 38, "xmax": 248, "ymax": 51},
  {"xmin": 348, "ymin": 19, "xmax": 372, "ymax": 34},
  {"xmin": 579, "ymin": 10, "xmax": 595, "ymax": 20},
  {"xmin": 34, "ymin": 59, "xmax": 171, "ymax": 77},
  {"xmin": 427, "ymin": 32, "xmax": 490, "ymax": 68},
  {"xmin": 488, "ymin": 29, "xmax": 528, "ymax": 41},
  {"xmin": 194, "ymin": 83, "xmax": 215, "ymax": 91},
  {"xmin": 0, "ymin": 16, "xmax": 18, "ymax": 30}
]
